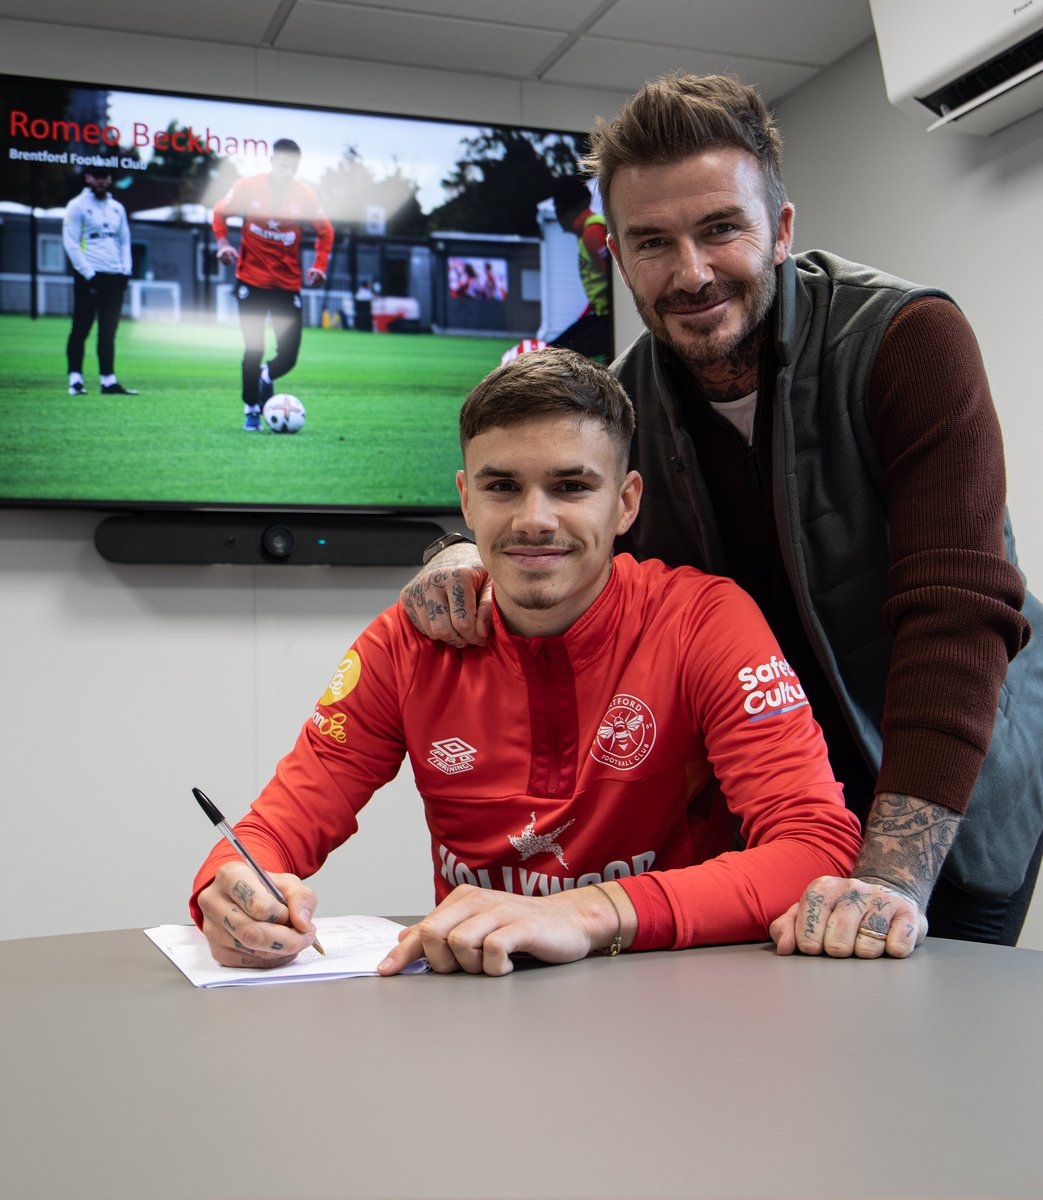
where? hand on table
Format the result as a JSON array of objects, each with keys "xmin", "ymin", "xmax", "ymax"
[
  {"xmin": 378, "ymin": 882, "xmax": 633, "ymax": 977},
  {"xmin": 770, "ymin": 875, "xmax": 928, "ymax": 959},
  {"xmin": 399, "ymin": 543, "xmax": 492, "ymax": 648},
  {"xmin": 197, "ymin": 862, "xmax": 319, "ymax": 968}
]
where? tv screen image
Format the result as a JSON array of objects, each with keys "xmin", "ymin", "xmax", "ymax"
[{"xmin": 0, "ymin": 74, "xmax": 612, "ymax": 518}]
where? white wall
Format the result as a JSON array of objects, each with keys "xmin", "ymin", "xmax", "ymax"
[
  {"xmin": 3, "ymin": 19, "xmax": 1041, "ymax": 948},
  {"xmin": 0, "ymin": 16, "xmax": 633, "ymax": 941},
  {"xmin": 774, "ymin": 40, "xmax": 1043, "ymax": 950}
]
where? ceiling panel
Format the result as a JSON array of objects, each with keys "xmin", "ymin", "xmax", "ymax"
[
  {"xmin": 1, "ymin": 0, "xmax": 875, "ymax": 100},
  {"xmin": 0, "ymin": 0, "xmax": 284, "ymax": 44},
  {"xmin": 544, "ymin": 35, "xmax": 816, "ymax": 100},
  {"xmin": 313, "ymin": 0, "xmax": 611, "ymax": 35},
  {"xmin": 277, "ymin": 2, "xmax": 567, "ymax": 76},
  {"xmin": 589, "ymin": 0, "xmax": 875, "ymax": 66}
]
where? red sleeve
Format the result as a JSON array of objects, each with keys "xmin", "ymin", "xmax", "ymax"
[
  {"xmin": 619, "ymin": 579, "xmax": 863, "ymax": 950},
  {"xmin": 869, "ymin": 297, "xmax": 1030, "ymax": 812},
  {"xmin": 211, "ymin": 179, "xmax": 242, "ymax": 241},
  {"xmin": 189, "ymin": 610, "xmax": 411, "ymax": 926},
  {"xmin": 305, "ymin": 184, "xmax": 334, "ymax": 275},
  {"xmin": 580, "ymin": 218, "xmax": 610, "ymax": 275}
]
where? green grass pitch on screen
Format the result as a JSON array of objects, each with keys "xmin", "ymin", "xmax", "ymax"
[{"xmin": 1, "ymin": 315, "xmax": 511, "ymax": 509}]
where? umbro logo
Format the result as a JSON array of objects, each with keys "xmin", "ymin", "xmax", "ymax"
[{"xmin": 428, "ymin": 737, "xmax": 477, "ymax": 775}]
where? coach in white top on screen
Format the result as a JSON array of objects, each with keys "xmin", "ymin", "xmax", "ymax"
[{"xmin": 62, "ymin": 167, "xmax": 139, "ymax": 397}]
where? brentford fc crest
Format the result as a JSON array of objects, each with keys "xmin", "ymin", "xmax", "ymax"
[{"xmin": 591, "ymin": 694, "xmax": 656, "ymax": 770}]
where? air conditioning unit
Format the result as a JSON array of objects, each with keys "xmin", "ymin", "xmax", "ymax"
[{"xmin": 870, "ymin": 0, "xmax": 1043, "ymax": 134}]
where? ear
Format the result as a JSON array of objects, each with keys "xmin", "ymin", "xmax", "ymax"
[
  {"xmin": 615, "ymin": 470, "xmax": 642, "ymax": 536},
  {"xmin": 773, "ymin": 203, "xmax": 795, "ymax": 266},
  {"xmin": 456, "ymin": 469, "xmax": 474, "ymax": 530},
  {"xmin": 606, "ymin": 234, "xmax": 633, "ymax": 293}
]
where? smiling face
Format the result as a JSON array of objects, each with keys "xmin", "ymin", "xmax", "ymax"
[
  {"xmin": 607, "ymin": 148, "xmax": 794, "ymax": 378},
  {"xmin": 457, "ymin": 414, "xmax": 641, "ymax": 637}
]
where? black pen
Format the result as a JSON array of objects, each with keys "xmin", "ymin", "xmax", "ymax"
[{"xmin": 192, "ymin": 786, "xmax": 325, "ymax": 956}]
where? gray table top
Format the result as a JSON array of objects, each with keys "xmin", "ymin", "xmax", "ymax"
[{"xmin": 2, "ymin": 928, "xmax": 1040, "ymax": 1199}]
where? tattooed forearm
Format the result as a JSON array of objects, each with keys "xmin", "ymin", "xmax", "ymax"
[{"xmin": 854, "ymin": 792, "xmax": 960, "ymax": 908}]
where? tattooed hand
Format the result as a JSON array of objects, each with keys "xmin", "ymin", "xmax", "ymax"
[
  {"xmin": 770, "ymin": 877, "xmax": 928, "ymax": 959},
  {"xmin": 770, "ymin": 793, "xmax": 953, "ymax": 958},
  {"xmin": 197, "ymin": 862, "xmax": 319, "ymax": 969},
  {"xmin": 399, "ymin": 541, "xmax": 492, "ymax": 648}
]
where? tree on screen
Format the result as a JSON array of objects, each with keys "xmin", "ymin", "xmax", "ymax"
[
  {"xmin": 319, "ymin": 147, "xmax": 426, "ymax": 237},
  {"xmin": 430, "ymin": 127, "xmax": 589, "ymax": 237}
]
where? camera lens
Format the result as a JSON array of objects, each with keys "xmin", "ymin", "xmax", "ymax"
[{"xmin": 262, "ymin": 524, "xmax": 295, "ymax": 559}]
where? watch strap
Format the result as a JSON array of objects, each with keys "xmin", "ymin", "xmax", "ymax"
[{"xmin": 421, "ymin": 532, "xmax": 475, "ymax": 565}]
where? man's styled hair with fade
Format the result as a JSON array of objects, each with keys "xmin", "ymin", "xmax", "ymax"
[
  {"xmin": 582, "ymin": 72, "xmax": 788, "ymax": 233},
  {"xmin": 459, "ymin": 348, "xmax": 635, "ymax": 474}
]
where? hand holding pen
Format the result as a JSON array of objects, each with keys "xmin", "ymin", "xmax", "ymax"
[{"xmin": 193, "ymin": 787, "xmax": 326, "ymax": 963}]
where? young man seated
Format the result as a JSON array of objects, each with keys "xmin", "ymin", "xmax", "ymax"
[{"xmin": 192, "ymin": 349, "xmax": 861, "ymax": 975}]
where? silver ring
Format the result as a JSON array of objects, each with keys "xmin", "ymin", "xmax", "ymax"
[{"xmin": 857, "ymin": 924, "xmax": 888, "ymax": 941}]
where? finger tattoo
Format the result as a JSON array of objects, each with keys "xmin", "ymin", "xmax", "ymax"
[
  {"xmin": 451, "ymin": 582, "xmax": 468, "ymax": 621},
  {"xmin": 838, "ymin": 888, "xmax": 867, "ymax": 913}
]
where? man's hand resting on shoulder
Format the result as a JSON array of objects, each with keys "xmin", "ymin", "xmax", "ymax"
[
  {"xmin": 378, "ymin": 882, "xmax": 636, "ymax": 977},
  {"xmin": 197, "ymin": 862, "xmax": 320, "ymax": 968},
  {"xmin": 399, "ymin": 542, "xmax": 492, "ymax": 647}
]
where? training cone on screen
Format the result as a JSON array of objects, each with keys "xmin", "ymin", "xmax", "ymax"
[
  {"xmin": 262, "ymin": 393, "xmax": 306, "ymax": 434},
  {"xmin": 500, "ymin": 338, "xmax": 547, "ymax": 367}
]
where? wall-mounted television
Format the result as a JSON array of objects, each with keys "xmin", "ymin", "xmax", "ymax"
[{"xmin": 0, "ymin": 73, "xmax": 611, "ymax": 562}]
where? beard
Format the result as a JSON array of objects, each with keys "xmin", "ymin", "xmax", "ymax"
[
  {"xmin": 492, "ymin": 536, "xmax": 585, "ymax": 612},
  {"xmin": 509, "ymin": 588, "xmax": 559, "ymax": 611},
  {"xmin": 633, "ymin": 249, "xmax": 778, "ymax": 371}
]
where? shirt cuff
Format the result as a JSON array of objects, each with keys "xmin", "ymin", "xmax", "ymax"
[{"xmin": 617, "ymin": 873, "xmax": 676, "ymax": 951}]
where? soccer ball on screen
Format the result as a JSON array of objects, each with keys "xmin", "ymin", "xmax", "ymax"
[{"xmin": 262, "ymin": 393, "xmax": 306, "ymax": 434}]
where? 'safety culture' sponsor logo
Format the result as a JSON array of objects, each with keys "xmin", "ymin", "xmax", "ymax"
[{"xmin": 737, "ymin": 654, "xmax": 808, "ymax": 721}]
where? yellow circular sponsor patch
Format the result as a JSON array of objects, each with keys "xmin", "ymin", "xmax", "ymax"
[{"xmin": 319, "ymin": 647, "xmax": 362, "ymax": 706}]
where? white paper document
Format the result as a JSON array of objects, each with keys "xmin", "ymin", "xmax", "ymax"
[{"xmin": 145, "ymin": 915, "xmax": 429, "ymax": 988}]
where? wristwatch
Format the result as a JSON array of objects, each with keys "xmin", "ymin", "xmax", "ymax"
[{"xmin": 421, "ymin": 532, "xmax": 475, "ymax": 565}]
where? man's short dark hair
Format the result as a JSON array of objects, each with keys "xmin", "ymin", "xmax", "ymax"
[
  {"xmin": 459, "ymin": 348, "xmax": 634, "ymax": 471},
  {"xmin": 582, "ymin": 72, "xmax": 787, "ymax": 233},
  {"xmin": 272, "ymin": 138, "xmax": 302, "ymax": 157},
  {"xmin": 551, "ymin": 176, "xmax": 592, "ymax": 218}
]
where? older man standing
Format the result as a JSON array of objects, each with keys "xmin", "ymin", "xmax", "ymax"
[{"xmin": 404, "ymin": 73, "xmax": 1043, "ymax": 958}]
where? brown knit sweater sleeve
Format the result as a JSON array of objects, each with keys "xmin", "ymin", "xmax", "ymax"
[{"xmin": 869, "ymin": 296, "xmax": 1030, "ymax": 814}]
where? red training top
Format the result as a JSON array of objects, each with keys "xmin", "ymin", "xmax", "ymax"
[
  {"xmin": 213, "ymin": 172, "xmax": 334, "ymax": 291},
  {"xmin": 192, "ymin": 555, "xmax": 861, "ymax": 950}
]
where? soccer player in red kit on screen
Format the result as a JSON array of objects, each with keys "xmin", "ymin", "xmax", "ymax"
[{"xmin": 213, "ymin": 139, "xmax": 334, "ymax": 431}]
